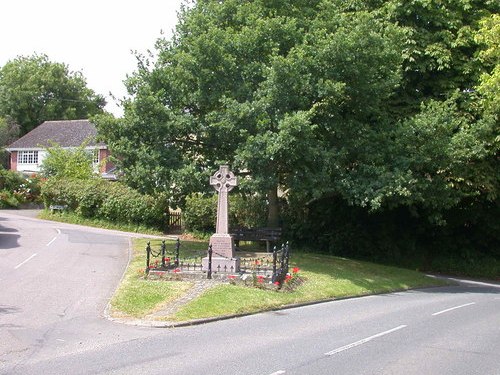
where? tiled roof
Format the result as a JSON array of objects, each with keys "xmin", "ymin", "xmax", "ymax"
[{"xmin": 6, "ymin": 119, "xmax": 105, "ymax": 149}]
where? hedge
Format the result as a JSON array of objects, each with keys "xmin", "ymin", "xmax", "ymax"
[{"xmin": 41, "ymin": 178, "xmax": 168, "ymax": 229}]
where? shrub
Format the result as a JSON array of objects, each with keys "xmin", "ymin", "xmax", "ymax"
[
  {"xmin": 39, "ymin": 143, "xmax": 95, "ymax": 179},
  {"xmin": 0, "ymin": 168, "xmax": 43, "ymax": 206},
  {"xmin": 0, "ymin": 190, "xmax": 20, "ymax": 208},
  {"xmin": 183, "ymin": 193, "xmax": 217, "ymax": 232},
  {"xmin": 0, "ymin": 168, "xmax": 26, "ymax": 191},
  {"xmin": 40, "ymin": 177, "xmax": 168, "ymax": 229},
  {"xmin": 183, "ymin": 193, "xmax": 267, "ymax": 233}
]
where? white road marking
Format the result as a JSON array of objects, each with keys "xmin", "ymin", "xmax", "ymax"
[
  {"xmin": 432, "ymin": 302, "xmax": 476, "ymax": 316},
  {"xmin": 325, "ymin": 325, "xmax": 407, "ymax": 356},
  {"xmin": 14, "ymin": 253, "xmax": 38, "ymax": 269},
  {"xmin": 268, "ymin": 371, "xmax": 286, "ymax": 375},
  {"xmin": 46, "ymin": 229, "xmax": 61, "ymax": 246}
]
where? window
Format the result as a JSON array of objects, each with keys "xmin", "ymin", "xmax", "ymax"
[{"xmin": 17, "ymin": 151, "xmax": 39, "ymax": 164}]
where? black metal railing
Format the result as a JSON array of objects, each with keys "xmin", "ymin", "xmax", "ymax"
[{"xmin": 146, "ymin": 239, "xmax": 291, "ymax": 281}]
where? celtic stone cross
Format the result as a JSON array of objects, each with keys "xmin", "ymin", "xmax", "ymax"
[{"xmin": 210, "ymin": 165, "xmax": 237, "ymax": 234}]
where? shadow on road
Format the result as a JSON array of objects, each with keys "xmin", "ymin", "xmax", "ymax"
[
  {"xmin": 0, "ymin": 304, "xmax": 21, "ymax": 315},
  {"xmin": 415, "ymin": 279, "xmax": 500, "ymax": 295},
  {"xmin": 0, "ymin": 221, "xmax": 20, "ymax": 249}
]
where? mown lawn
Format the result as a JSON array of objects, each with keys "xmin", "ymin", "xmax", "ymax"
[{"xmin": 110, "ymin": 238, "xmax": 447, "ymax": 321}]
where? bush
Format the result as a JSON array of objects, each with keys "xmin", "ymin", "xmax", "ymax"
[
  {"xmin": 0, "ymin": 190, "xmax": 20, "ymax": 208},
  {"xmin": 41, "ymin": 177, "xmax": 168, "ymax": 229},
  {"xmin": 285, "ymin": 195, "xmax": 500, "ymax": 279},
  {"xmin": 183, "ymin": 193, "xmax": 267, "ymax": 233},
  {"xmin": 0, "ymin": 168, "xmax": 43, "ymax": 206},
  {"xmin": 0, "ymin": 168, "xmax": 26, "ymax": 191},
  {"xmin": 183, "ymin": 193, "xmax": 217, "ymax": 232}
]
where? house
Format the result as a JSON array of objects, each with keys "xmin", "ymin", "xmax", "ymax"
[{"xmin": 5, "ymin": 119, "xmax": 115, "ymax": 178}]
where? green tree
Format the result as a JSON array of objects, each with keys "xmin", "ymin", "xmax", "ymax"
[
  {"xmin": 378, "ymin": 0, "xmax": 499, "ymax": 116},
  {"xmin": 96, "ymin": 1, "xmax": 406, "ymax": 225},
  {"xmin": 475, "ymin": 13, "xmax": 500, "ymax": 115},
  {"xmin": 40, "ymin": 143, "xmax": 96, "ymax": 180},
  {"xmin": 0, "ymin": 54, "xmax": 106, "ymax": 135},
  {"xmin": 96, "ymin": 0, "xmax": 498, "ymax": 235},
  {"xmin": 0, "ymin": 117, "xmax": 19, "ymax": 167}
]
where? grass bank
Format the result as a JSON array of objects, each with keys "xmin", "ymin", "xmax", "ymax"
[{"xmin": 111, "ymin": 238, "xmax": 447, "ymax": 322}]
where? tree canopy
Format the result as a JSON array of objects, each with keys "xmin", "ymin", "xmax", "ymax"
[
  {"xmin": 0, "ymin": 54, "xmax": 106, "ymax": 136},
  {"xmin": 96, "ymin": 0, "xmax": 499, "ymax": 230}
]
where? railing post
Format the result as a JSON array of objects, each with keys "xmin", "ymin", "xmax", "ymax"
[
  {"xmin": 175, "ymin": 238, "xmax": 180, "ymax": 267},
  {"xmin": 161, "ymin": 240, "xmax": 166, "ymax": 268},
  {"xmin": 272, "ymin": 246, "xmax": 278, "ymax": 282},
  {"xmin": 146, "ymin": 241, "xmax": 151, "ymax": 274},
  {"xmin": 207, "ymin": 244, "xmax": 213, "ymax": 279},
  {"xmin": 284, "ymin": 242, "xmax": 290, "ymax": 274}
]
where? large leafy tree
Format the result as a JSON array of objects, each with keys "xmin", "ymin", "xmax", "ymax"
[
  {"xmin": 97, "ymin": 0, "xmax": 498, "ymax": 231},
  {"xmin": 97, "ymin": 0, "xmax": 405, "ymax": 224},
  {"xmin": 0, "ymin": 54, "xmax": 106, "ymax": 135}
]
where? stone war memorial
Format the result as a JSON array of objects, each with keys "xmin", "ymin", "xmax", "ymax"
[{"xmin": 202, "ymin": 165, "xmax": 241, "ymax": 273}]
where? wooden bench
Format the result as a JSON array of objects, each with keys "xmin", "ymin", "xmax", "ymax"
[{"xmin": 231, "ymin": 227, "xmax": 282, "ymax": 252}]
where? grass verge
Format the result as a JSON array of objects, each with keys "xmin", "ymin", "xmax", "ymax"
[
  {"xmin": 110, "ymin": 238, "xmax": 447, "ymax": 322},
  {"xmin": 109, "ymin": 238, "xmax": 193, "ymax": 318}
]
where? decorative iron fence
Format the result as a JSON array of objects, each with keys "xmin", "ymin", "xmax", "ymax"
[{"xmin": 146, "ymin": 240, "xmax": 291, "ymax": 281}]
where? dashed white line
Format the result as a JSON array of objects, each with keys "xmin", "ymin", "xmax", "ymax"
[
  {"xmin": 432, "ymin": 302, "xmax": 476, "ymax": 316},
  {"xmin": 46, "ymin": 228, "xmax": 61, "ymax": 246},
  {"xmin": 14, "ymin": 253, "xmax": 38, "ymax": 269},
  {"xmin": 268, "ymin": 371, "xmax": 286, "ymax": 375},
  {"xmin": 325, "ymin": 325, "xmax": 407, "ymax": 356}
]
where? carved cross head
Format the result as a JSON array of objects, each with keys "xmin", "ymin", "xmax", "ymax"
[{"xmin": 210, "ymin": 165, "xmax": 237, "ymax": 192}]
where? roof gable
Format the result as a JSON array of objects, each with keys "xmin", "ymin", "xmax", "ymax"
[{"xmin": 6, "ymin": 119, "xmax": 104, "ymax": 150}]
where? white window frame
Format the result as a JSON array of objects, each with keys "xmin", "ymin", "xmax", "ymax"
[
  {"xmin": 92, "ymin": 149, "xmax": 100, "ymax": 165},
  {"xmin": 17, "ymin": 150, "xmax": 39, "ymax": 164}
]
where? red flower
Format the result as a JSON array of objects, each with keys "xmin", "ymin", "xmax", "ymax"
[
  {"xmin": 165, "ymin": 257, "xmax": 171, "ymax": 262},
  {"xmin": 257, "ymin": 278, "xmax": 264, "ymax": 283},
  {"xmin": 257, "ymin": 275, "xmax": 264, "ymax": 279},
  {"xmin": 285, "ymin": 275, "xmax": 292, "ymax": 282},
  {"xmin": 255, "ymin": 260, "xmax": 261, "ymax": 265},
  {"xmin": 292, "ymin": 267, "xmax": 300, "ymax": 273},
  {"xmin": 228, "ymin": 275, "xmax": 237, "ymax": 279},
  {"xmin": 274, "ymin": 281, "xmax": 280, "ymax": 286},
  {"xmin": 173, "ymin": 268, "xmax": 181, "ymax": 273}
]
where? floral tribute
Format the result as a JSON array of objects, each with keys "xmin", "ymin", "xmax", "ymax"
[{"xmin": 226, "ymin": 266, "xmax": 303, "ymax": 292}]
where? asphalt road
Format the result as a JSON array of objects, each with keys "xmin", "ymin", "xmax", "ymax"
[{"xmin": 1, "ymin": 210, "xmax": 499, "ymax": 375}]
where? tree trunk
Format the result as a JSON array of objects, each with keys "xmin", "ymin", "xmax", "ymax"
[{"xmin": 267, "ymin": 186, "xmax": 280, "ymax": 228}]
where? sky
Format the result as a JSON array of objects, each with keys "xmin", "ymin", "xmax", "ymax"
[{"xmin": 0, "ymin": 0, "xmax": 185, "ymax": 116}]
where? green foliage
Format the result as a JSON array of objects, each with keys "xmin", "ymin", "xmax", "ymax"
[
  {"xmin": 95, "ymin": 0, "xmax": 499, "ymax": 276},
  {"xmin": 0, "ymin": 168, "xmax": 42, "ymax": 207},
  {"xmin": 95, "ymin": 1, "xmax": 406, "ymax": 208},
  {"xmin": 0, "ymin": 117, "xmax": 19, "ymax": 167},
  {"xmin": 475, "ymin": 13, "xmax": 500, "ymax": 115},
  {"xmin": 0, "ymin": 167, "xmax": 26, "ymax": 191},
  {"xmin": 0, "ymin": 54, "xmax": 105, "ymax": 135},
  {"xmin": 183, "ymin": 193, "xmax": 216, "ymax": 232},
  {"xmin": 40, "ymin": 143, "xmax": 96, "ymax": 180},
  {"xmin": 41, "ymin": 178, "xmax": 168, "ymax": 229},
  {"xmin": 287, "ymin": 196, "xmax": 499, "ymax": 279},
  {"xmin": 183, "ymin": 193, "xmax": 267, "ymax": 232}
]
